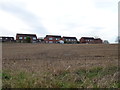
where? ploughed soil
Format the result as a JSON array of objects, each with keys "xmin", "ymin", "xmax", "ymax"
[{"xmin": 2, "ymin": 43, "xmax": 118, "ymax": 72}]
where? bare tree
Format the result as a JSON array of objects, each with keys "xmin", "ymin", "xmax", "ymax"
[{"xmin": 103, "ymin": 40, "xmax": 109, "ymax": 44}]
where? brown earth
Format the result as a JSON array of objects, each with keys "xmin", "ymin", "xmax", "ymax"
[{"xmin": 2, "ymin": 43, "xmax": 118, "ymax": 73}]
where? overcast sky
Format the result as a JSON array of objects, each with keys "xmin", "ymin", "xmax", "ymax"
[{"xmin": 0, "ymin": 0, "xmax": 118, "ymax": 43}]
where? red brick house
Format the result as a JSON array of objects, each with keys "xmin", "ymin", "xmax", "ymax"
[
  {"xmin": 80, "ymin": 37, "xmax": 102, "ymax": 44},
  {"xmin": 62, "ymin": 36, "xmax": 77, "ymax": 44},
  {"xmin": 44, "ymin": 35, "xmax": 61, "ymax": 43},
  {"xmin": 16, "ymin": 33, "xmax": 37, "ymax": 43},
  {"xmin": 80, "ymin": 37, "xmax": 94, "ymax": 44}
]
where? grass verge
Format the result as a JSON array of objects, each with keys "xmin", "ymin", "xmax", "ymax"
[{"xmin": 2, "ymin": 66, "xmax": 119, "ymax": 88}]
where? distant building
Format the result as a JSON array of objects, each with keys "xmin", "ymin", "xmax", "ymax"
[
  {"xmin": 80, "ymin": 37, "xmax": 102, "ymax": 44},
  {"xmin": 62, "ymin": 36, "xmax": 77, "ymax": 44},
  {"xmin": 44, "ymin": 35, "xmax": 61, "ymax": 43},
  {"xmin": 16, "ymin": 33, "xmax": 37, "ymax": 43},
  {"xmin": 80, "ymin": 37, "xmax": 94, "ymax": 44},
  {"xmin": 94, "ymin": 38, "xmax": 103, "ymax": 44},
  {"xmin": 0, "ymin": 37, "xmax": 14, "ymax": 42}
]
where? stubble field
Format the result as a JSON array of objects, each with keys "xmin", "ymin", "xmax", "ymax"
[{"xmin": 2, "ymin": 43, "xmax": 119, "ymax": 88}]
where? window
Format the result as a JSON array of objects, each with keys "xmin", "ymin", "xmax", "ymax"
[
  {"xmin": 56, "ymin": 38, "xmax": 59, "ymax": 40},
  {"xmin": 19, "ymin": 37, "xmax": 23, "ymax": 39},
  {"xmin": 49, "ymin": 38, "xmax": 53, "ymax": 40},
  {"xmin": 0, "ymin": 37, "xmax": 2, "ymax": 40},
  {"xmin": 24, "ymin": 37, "xmax": 26, "ymax": 39},
  {"xmin": 49, "ymin": 41, "xmax": 53, "ymax": 43},
  {"xmin": 33, "ymin": 37, "xmax": 36, "ymax": 40}
]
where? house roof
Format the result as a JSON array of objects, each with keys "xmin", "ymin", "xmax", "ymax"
[
  {"xmin": 0, "ymin": 36, "xmax": 14, "ymax": 38},
  {"xmin": 63, "ymin": 36, "xmax": 77, "ymax": 39},
  {"xmin": 81, "ymin": 37, "xmax": 94, "ymax": 39},
  {"xmin": 16, "ymin": 33, "xmax": 37, "ymax": 37},
  {"xmin": 46, "ymin": 35, "xmax": 61, "ymax": 38},
  {"xmin": 94, "ymin": 38, "xmax": 102, "ymax": 40}
]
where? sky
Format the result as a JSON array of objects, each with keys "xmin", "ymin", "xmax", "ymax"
[{"xmin": 0, "ymin": 0, "xmax": 118, "ymax": 43}]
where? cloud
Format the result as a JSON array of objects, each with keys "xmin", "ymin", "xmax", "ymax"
[
  {"xmin": 0, "ymin": 1, "xmax": 48, "ymax": 37},
  {"xmin": 0, "ymin": 0, "xmax": 118, "ymax": 43}
]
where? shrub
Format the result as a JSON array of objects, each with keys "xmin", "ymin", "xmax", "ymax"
[{"xmin": 26, "ymin": 37, "xmax": 31, "ymax": 43}]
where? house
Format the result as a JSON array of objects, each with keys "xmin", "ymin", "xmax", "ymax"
[
  {"xmin": 44, "ymin": 35, "xmax": 61, "ymax": 43},
  {"xmin": 0, "ymin": 36, "xmax": 14, "ymax": 42},
  {"xmin": 62, "ymin": 36, "xmax": 77, "ymax": 44},
  {"xmin": 16, "ymin": 33, "xmax": 37, "ymax": 43},
  {"xmin": 80, "ymin": 37, "xmax": 94, "ymax": 44},
  {"xmin": 80, "ymin": 37, "xmax": 103, "ymax": 44},
  {"xmin": 94, "ymin": 38, "xmax": 103, "ymax": 44}
]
